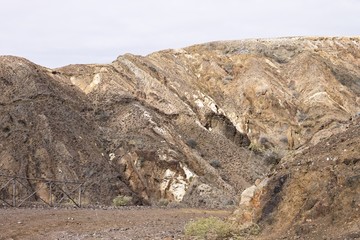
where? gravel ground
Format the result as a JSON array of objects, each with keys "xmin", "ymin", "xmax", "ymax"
[{"xmin": 0, "ymin": 207, "xmax": 231, "ymax": 240}]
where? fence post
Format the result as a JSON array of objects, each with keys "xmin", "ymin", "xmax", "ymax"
[
  {"xmin": 12, "ymin": 178, "xmax": 16, "ymax": 207},
  {"xmin": 78, "ymin": 184, "xmax": 82, "ymax": 208},
  {"xmin": 49, "ymin": 182, "xmax": 53, "ymax": 207}
]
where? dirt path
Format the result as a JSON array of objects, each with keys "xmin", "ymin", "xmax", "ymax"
[{"xmin": 0, "ymin": 207, "xmax": 231, "ymax": 240}]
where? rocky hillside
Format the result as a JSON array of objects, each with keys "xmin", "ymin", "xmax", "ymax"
[
  {"xmin": 233, "ymin": 117, "xmax": 360, "ymax": 239},
  {"xmin": 267, "ymin": 117, "xmax": 360, "ymax": 239},
  {"xmin": 0, "ymin": 37, "xmax": 359, "ymax": 210},
  {"xmin": 0, "ymin": 56, "xmax": 137, "ymax": 204}
]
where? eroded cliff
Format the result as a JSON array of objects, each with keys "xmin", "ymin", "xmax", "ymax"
[{"xmin": 1, "ymin": 37, "xmax": 359, "ymax": 211}]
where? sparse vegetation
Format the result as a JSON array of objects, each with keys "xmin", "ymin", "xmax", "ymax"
[
  {"xmin": 223, "ymin": 76, "xmax": 234, "ymax": 82},
  {"xmin": 259, "ymin": 136, "xmax": 273, "ymax": 149},
  {"xmin": 222, "ymin": 64, "xmax": 233, "ymax": 74},
  {"xmin": 112, "ymin": 195, "xmax": 132, "ymax": 206},
  {"xmin": 279, "ymin": 136, "xmax": 289, "ymax": 144},
  {"xmin": 184, "ymin": 217, "xmax": 234, "ymax": 239},
  {"xmin": 184, "ymin": 217, "xmax": 261, "ymax": 239},
  {"xmin": 248, "ymin": 142, "xmax": 265, "ymax": 153},
  {"xmin": 186, "ymin": 139, "xmax": 198, "ymax": 149},
  {"xmin": 296, "ymin": 111, "xmax": 308, "ymax": 122},
  {"xmin": 263, "ymin": 150, "xmax": 281, "ymax": 165},
  {"xmin": 248, "ymin": 140, "xmax": 283, "ymax": 165},
  {"xmin": 157, "ymin": 198, "xmax": 169, "ymax": 207},
  {"xmin": 210, "ymin": 159, "xmax": 221, "ymax": 168},
  {"xmin": 240, "ymin": 223, "xmax": 262, "ymax": 236}
]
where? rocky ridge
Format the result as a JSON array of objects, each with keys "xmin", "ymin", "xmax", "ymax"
[{"xmin": 0, "ymin": 37, "xmax": 359, "ymax": 213}]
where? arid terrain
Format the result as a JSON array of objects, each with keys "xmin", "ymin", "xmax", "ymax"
[
  {"xmin": 0, "ymin": 207, "xmax": 231, "ymax": 240},
  {"xmin": 1, "ymin": 37, "xmax": 359, "ymax": 239}
]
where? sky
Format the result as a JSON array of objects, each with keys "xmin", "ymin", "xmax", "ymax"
[{"xmin": 0, "ymin": 0, "xmax": 359, "ymax": 68}]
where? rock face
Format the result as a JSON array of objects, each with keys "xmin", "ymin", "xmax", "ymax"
[
  {"xmin": 0, "ymin": 37, "xmax": 359, "ymax": 210},
  {"xmin": 0, "ymin": 56, "xmax": 137, "ymax": 204},
  {"xmin": 235, "ymin": 117, "xmax": 360, "ymax": 239}
]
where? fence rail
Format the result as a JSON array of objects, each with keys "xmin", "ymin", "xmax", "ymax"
[{"xmin": 0, "ymin": 174, "xmax": 84, "ymax": 208}]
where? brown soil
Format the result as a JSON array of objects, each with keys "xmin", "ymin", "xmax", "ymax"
[{"xmin": 0, "ymin": 207, "xmax": 231, "ymax": 240}]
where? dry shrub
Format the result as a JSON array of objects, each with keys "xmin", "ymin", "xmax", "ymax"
[
  {"xmin": 184, "ymin": 217, "xmax": 234, "ymax": 239},
  {"xmin": 184, "ymin": 217, "xmax": 261, "ymax": 240},
  {"xmin": 112, "ymin": 195, "xmax": 132, "ymax": 206}
]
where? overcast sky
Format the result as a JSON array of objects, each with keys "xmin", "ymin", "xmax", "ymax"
[{"xmin": 0, "ymin": 0, "xmax": 359, "ymax": 68}]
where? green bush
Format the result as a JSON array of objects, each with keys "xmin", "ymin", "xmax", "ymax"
[
  {"xmin": 184, "ymin": 217, "xmax": 234, "ymax": 239},
  {"xmin": 184, "ymin": 217, "xmax": 261, "ymax": 240},
  {"xmin": 112, "ymin": 195, "xmax": 132, "ymax": 206}
]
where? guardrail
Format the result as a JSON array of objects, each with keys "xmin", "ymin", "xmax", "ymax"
[{"xmin": 0, "ymin": 174, "xmax": 84, "ymax": 208}]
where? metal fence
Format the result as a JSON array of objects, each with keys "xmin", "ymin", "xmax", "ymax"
[{"xmin": 0, "ymin": 174, "xmax": 84, "ymax": 208}]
